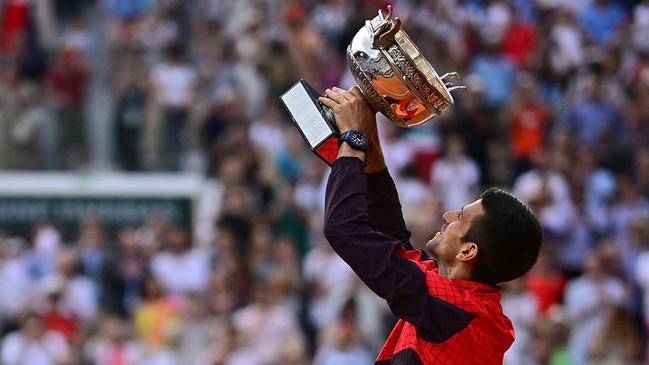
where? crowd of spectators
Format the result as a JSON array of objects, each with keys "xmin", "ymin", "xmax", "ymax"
[{"xmin": 2, "ymin": 0, "xmax": 649, "ymax": 364}]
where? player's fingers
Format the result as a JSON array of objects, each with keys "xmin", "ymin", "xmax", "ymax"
[
  {"xmin": 349, "ymin": 85, "xmax": 364, "ymax": 100},
  {"xmin": 332, "ymin": 86, "xmax": 354, "ymax": 102},
  {"xmin": 318, "ymin": 96, "xmax": 339, "ymax": 110},
  {"xmin": 325, "ymin": 88, "xmax": 348, "ymax": 104}
]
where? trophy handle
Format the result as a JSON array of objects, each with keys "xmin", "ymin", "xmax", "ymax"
[
  {"xmin": 370, "ymin": 5, "xmax": 401, "ymax": 50},
  {"xmin": 441, "ymin": 72, "xmax": 468, "ymax": 92}
]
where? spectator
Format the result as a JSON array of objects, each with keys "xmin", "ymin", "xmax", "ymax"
[
  {"xmin": 314, "ymin": 299, "xmax": 373, "ymax": 365},
  {"xmin": 525, "ymin": 248, "xmax": 567, "ymax": 314},
  {"xmin": 507, "ymin": 74, "xmax": 550, "ymax": 174},
  {"xmin": 47, "ymin": 249, "xmax": 97, "ymax": 324},
  {"xmin": 39, "ymin": 278, "xmax": 82, "ymax": 344},
  {"xmin": 0, "ymin": 237, "xmax": 36, "ymax": 328},
  {"xmin": 310, "ymin": 0, "xmax": 351, "ymax": 49},
  {"xmin": 84, "ymin": 317, "xmax": 141, "ymax": 365},
  {"xmin": 513, "ymin": 148, "xmax": 575, "ymax": 235},
  {"xmin": 483, "ymin": 0, "xmax": 512, "ymax": 43},
  {"xmin": 588, "ymin": 305, "xmax": 643, "ymax": 365},
  {"xmin": 549, "ymin": 10, "xmax": 585, "ymax": 76},
  {"xmin": 232, "ymin": 274, "xmax": 304, "ymax": 365},
  {"xmin": 134, "ymin": 275, "xmax": 181, "ymax": 362},
  {"xmin": 396, "ymin": 163, "xmax": 431, "ymax": 212},
  {"xmin": 568, "ymin": 76, "xmax": 622, "ymax": 148},
  {"xmin": 502, "ymin": 278, "xmax": 538, "ymax": 365},
  {"xmin": 529, "ymin": 314, "xmax": 572, "ymax": 365},
  {"xmin": 470, "ymin": 40, "xmax": 516, "ymax": 109},
  {"xmin": 502, "ymin": 6, "xmax": 537, "ymax": 69},
  {"xmin": 77, "ymin": 218, "xmax": 109, "ymax": 285},
  {"xmin": 303, "ymin": 239, "xmax": 356, "ymax": 332},
  {"xmin": 150, "ymin": 42, "xmax": 196, "ymax": 171},
  {"xmin": 430, "ymin": 134, "xmax": 480, "ymax": 212},
  {"xmin": 1, "ymin": 313, "xmax": 70, "ymax": 365},
  {"xmin": 631, "ymin": 0, "xmax": 649, "ymax": 52},
  {"xmin": 150, "ymin": 227, "xmax": 209, "ymax": 296},
  {"xmin": 31, "ymin": 223, "xmax": 62, "ymax": 279},
  {"xmin": 579, "ymin": 0, "xmax": 626, "ymax": 46},
  {"xmin": 564, "ymin": 250, "xmax": 628, "ymax": 365},
  {"xmin": 45, "ymin": 45, "xmax": 89, "ymax": 169},
  {"xmin": 113, "ymin": 52, "xmax": 148, "ymax": 171},
  {"xmin": 111, "ymin": 228, "xmax": 147, "ymax": 315}
]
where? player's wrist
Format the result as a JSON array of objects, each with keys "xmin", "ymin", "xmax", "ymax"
[{"xmin": 338, "ymin": 143, "xmax": 367, "ymax": 164}]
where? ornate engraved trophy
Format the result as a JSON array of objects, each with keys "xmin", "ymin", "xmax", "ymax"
[{"xmin": 280, "ymin": 6, "xmax": 466, "ymax": 165}]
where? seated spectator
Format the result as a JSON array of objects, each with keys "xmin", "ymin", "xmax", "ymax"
[
  {"xmin": 150, "ymin": 227, "xmax": 209, "ymax": 296},
  {"xmin": 232, "ymin": 274, "xmax": 304, "ymax": 365},
  {"xmin": 1, "ymin": 313, "xmax": 70, "ymax": 365},
  {"xmin": 503, "ymin": 6, "xmax": 537, "ymax": 69},
  {"xmin": 588, "ymin": 305, "xmax": 643, "ymax": 365},
  {"xmin": 430, "ymin": 134, "xmax": 480, "ymax": 212},
  {"xmin": 549, "ymin": 10, "xmax": 585, "ymax": 76},
  {"xmin": 565, "ymin": 250, "xmax": 629, "ymax": 365},
  {"xmin": 150, "ymin": 42, "xmax": 196, "ymax": 171},
  {"xmin": 314, "ymin": 299, "xmax": 373, "ymax": 365},
  {"xmin": 134, "ymin": 275, "xmax": 182, "ymax": 355},
  {"xmin": 568, "ymin": 76, "xmax": 622, "ymax": 148},
  {"xmin": 579, "ymin": 0, "xmax": 626, "ymax": 46},
  {"xmin": 507, "ymin": 74, "xmax": 550, "ymax": 175},
  {"xmin": 525, "ymin": 248, "xmax": 567, "ymax": 314},
  {"xmin": 85, "ymin": 317, "xmax": 141, "ymax": 365},
  {"xmin": 0, "ymin": 236, "xmax": 36, "ymax": 325},
  {"xmin": 502, "ymin": 278, "xmax": 539, "ymax": 365},
  {"xmin": 38, "ymin": 278, "xmax": 82, "ymax": 343},
  {"xmin": 470, "ymin": 40, "xmax": 516, "ymax": 109},
  {"xmin": 513, "ymin": 148, "xmax": 575, "ymax": 235}
]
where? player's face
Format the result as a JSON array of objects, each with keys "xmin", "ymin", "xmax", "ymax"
[{"xmin": 425, "ymin": 199, "xmax": 484, "ymax": 266}]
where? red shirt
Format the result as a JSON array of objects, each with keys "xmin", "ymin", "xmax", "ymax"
[
  {"xmin": 510, "ymin": 102, "xmax": 549, "ymax": 160},
  {"xmin": 47, "ymin": 64, "xmax": 88, "ymax": 107},
  {"xmin": 324, "ymin": 158, "xmax": 514, "ymax": 364},
  {"xmin": 42, "ymin": 309, "xmax": 80, "ymax": 341},
  {"xmin": 503, "ymin": 23, "xmax": 537, "ymax": 69},
  {"xmin": 0, "ymin": 1, "xmax": 30, "ymax": 53},
  {"xmin": 525, "ymin": 271, "xmax": 566, "ymax": 314}
]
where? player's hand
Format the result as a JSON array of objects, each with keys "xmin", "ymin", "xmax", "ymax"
[{"xmin": 319, "ymin": 86, "xmax": 376, "ymax": 134}]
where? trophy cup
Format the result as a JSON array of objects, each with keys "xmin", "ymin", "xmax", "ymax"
[{"xmin": 280, "ymin": 5, "xmax": 467, "ymax": 165}]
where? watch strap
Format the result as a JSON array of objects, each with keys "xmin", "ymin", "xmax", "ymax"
[{"xmin": 338, "ymin": 130, "xmax": 369, "ymax": 152}]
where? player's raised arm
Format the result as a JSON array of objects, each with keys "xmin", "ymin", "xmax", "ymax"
[{"xmin": 321, "ymin": 86, "xmax": 412, "ymax": 247}]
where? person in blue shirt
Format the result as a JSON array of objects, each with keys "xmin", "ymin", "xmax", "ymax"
[{"xmin": 580, "ymin": 0, "xmax": 626, "ymax": 45}]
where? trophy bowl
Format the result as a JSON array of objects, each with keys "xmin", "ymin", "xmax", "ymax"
[
  {"xmin": 279, "ymin": 5, "xmax": 466, "ymax": 165},
  {"xmin": 347, "ymin": 5, "xmax": 466, "ymax": 127}
]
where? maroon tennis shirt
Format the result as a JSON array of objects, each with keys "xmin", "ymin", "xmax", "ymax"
[{"xmin": 323, "ymin": 157, "xmax": 514, "ymax": 365}]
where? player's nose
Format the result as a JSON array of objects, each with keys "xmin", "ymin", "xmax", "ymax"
[{"xmin": 442, "ymin": 210, "xmax": 460, "ymax": 224}]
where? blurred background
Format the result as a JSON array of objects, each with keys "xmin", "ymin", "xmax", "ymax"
[{"xmin": 1, "ymin": 0, "xmax": 649, "ymax": 364}]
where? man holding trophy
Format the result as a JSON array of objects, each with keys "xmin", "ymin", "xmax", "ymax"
[{"xmin": 282, "ymin": 6, "xmax": 543, "ymax": 365}]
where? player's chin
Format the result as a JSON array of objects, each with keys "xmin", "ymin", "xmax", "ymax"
[{"xmin": 425, "ymin": 235, "xmax": 440, "ymax": 256}]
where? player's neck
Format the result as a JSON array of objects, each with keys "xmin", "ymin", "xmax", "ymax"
[{"xmin": 442, "ymin": 263, "xmax": 472, "ymax": 281}]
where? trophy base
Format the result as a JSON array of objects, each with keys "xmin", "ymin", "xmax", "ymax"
[{"xmin": 280, "ymin": 80, "xmax": 340, "ymax": 165}]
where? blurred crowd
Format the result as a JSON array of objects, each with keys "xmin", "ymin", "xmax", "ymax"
[{"xmin": 2, "ymin": 0, "xmax": 649, "ymax": 364}]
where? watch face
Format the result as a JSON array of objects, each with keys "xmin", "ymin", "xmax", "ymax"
[
  {"xmin": 350, "ymin": 131, "xmax": 367, "ymax": 150},
  {"xmin": 340, "ymin": 131, "xmax": 367, "ymax": 151}
]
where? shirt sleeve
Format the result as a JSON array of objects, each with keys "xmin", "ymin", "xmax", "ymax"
[
  {"xmin": 324, "ymin": 157, "xmax": 474, "ymax": 340},
  {"xmin": 366, "ymin": 168, "xmax": 412, "ymax": 248}
]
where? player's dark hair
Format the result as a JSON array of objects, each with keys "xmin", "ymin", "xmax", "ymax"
[{"xmin": 463, "ymin": 188, "xmax": 542, "ymax": 285}]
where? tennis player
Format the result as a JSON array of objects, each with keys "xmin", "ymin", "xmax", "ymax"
[{"xmin": 319, "ymin": 86, "xmax": 543, "ymax": 365}]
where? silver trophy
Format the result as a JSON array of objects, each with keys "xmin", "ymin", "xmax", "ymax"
[{"xmin": 280, "ymin": 6, "xmax": 466, "ymax": 164}]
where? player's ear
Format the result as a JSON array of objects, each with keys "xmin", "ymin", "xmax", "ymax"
[{"xmin": 456, "ymin": 242, "xmax": 478, "ymax": 263}]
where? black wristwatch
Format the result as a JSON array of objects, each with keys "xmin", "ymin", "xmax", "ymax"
[{"xmin": 338, "ymin": 130, "xmax": 369, "ymax": 152}]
